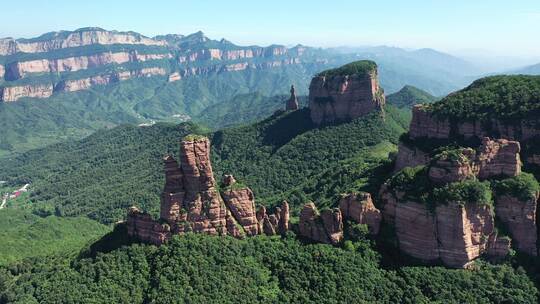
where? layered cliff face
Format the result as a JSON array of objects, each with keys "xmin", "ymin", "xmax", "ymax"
[
  {"xmin": 298, "ymin": 192, "xmax": 382, "ymax": 244},
  {"xmin": 0, "ymin": 28, "xmax": 318, "ymax": 102},
  {"xmin": 299, "ymin": 203, "xmax": 344, "ymax": 245},
  {"xmin": 5, "ymin": 51, "xmax": 172, "ymax": 80},
  {"xmin": 308, "ymin": 60, "xmax": 385, "ymax": 125},
  {"xmin": 409, "ymin": 104, "xmax": 540, "ymax": 142},
  {"xmin": 1, "ymin": 84, "xmax": 54, "ymax": 102},
  {"xmin": 495, "ymin": 194, "xmax": 538, "ymax": 256},
  {"xmin": 381, "ymin": 153, "xmax": 512, "ymax": 267},
  {"xmin": 0, "ymin": 28, "xmax": 165, "ymax": 56},
  {"xmin": 396, "ymin": 137, "xmax": 522, "ymax": 180},
  {"xmin": 338, "ymin": 192, "xmax": 382, "ymax": 235},
  {"xmin": 127, "ymin": 136, "xmax": 290, "ymax": 244}
]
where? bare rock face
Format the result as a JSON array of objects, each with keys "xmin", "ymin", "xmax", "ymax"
[
  {"xmin": 380, "ymin": 188, "xmax": 498, "ymax": 268},
  {"xmin": 395, "ymin": 137, "xmax": 522, "ymax": 181},
  {"xmin": 409, "ymin": 105, "xmax": 540, "ymax": 141},
  {"xmin": 0, "ymin": 64, "xmax": 4, "ymax": 79},
  {"xmin": 1, "ymin": 84, "xmax": 54, "ymax": 102},
  {"xmin": 428, "ymin": 149, "xmax": 475, "ymax": 185},
  {"xmin": 495, "ymin": 194, "xmax": 538, "ymax": 256},
  {"xmin": 475, "ymin": 138, "xmax": 521, "ymax": 179},
  {"xmin": 409, "ymin": 105, "xmax": 451, "ymax": 139},
  {"xmin": 168, "ymin": 72, "xmax": 181, "ymax": 82},
  {"xmin": 394, "ymin": 142, "xmax": 430, "ymax": 172},
  {"xmin": 394, "ymin": 201, "xmax": 440, "ymax": 262},
  {"xmin": 299, "ymin": 202, "xmax": 343, "ymax": 245},
  {"xmin": 5, "ymin": 51, "xmax": 171, "ymax": 80},
  {"xmin": 435, "ymin": 202, "xmax": 494, "ymax": 268},
  {"xmin": 127, "ymin": 137, "xmax": 290, "ymax": 244},
  {"xmin": 285, "ymin": 85, "xmax": 299, "ymax": 111},
  {"xmin": 308, "ymin": 61, "xmax": 385, "ymax": 125},
  {"xmin": 339, "ymin": 192, "xmax": 382, "ymax": 235},
  {"xmin": 255, "ymin": 201, "xmax": 290, "ymax": 236},
  {"xmin": 487, "ymin": 235, "xmax": 512, "ymax": 259},
  {"xmin": 221, "ymin": 187, "xmax": 259, "ymax": 236},
  {"xmin": 0, "ymin": 28, "xmax": 166, "ymax": 56},
  {"xmin": 127, "ymin": 207, "xmax": 171, "ymax": 245},
  {"xmin": 180, "ymin": 138, "xmax": 216, "ymax": 192}
]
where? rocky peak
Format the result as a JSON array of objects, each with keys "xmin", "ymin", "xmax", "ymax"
[
  {"xmin": 285, "ymin": 84, "xmax": 299, "ymax": 111},
  {"xmin": 308, "ymin": 60, "xmax": 385, "ymax": 125},
  {"xmin": 127, "ymin": 136, "xmax": 290, "ymax": 244},
  {"xmin": 299, "ymin": 202, "xmax": 343, "ymax": 245},
  {"xmin": 339, "ymin": 192, "xmax": 382, "ymax": 235}
]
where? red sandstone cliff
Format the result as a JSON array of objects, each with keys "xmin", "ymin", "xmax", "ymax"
[
  {"xmin": 285, "ymin": 85, "xmax": 299, "ymax": 111},
  {"xmin": 396, "ymin": 137, "xmax": 522, "ymax": 181},
  {"xmin": 1, "ymin": 84, "xmax": 54, "ymax": 102},
  {"xmin": 338, "ymin": 192, "xmax": 382, "ymax": 235},
  {"xmin": 409, "ymin": 104, "xmax": 540, "ymax": 142},
  {"xmin": 495, "ymin": 194, "xmax": 538, "ymax": 256},
  {"xmin": 380, "ymin": 138, "xmax": 524, "ymax": 267},
  {"xmin": 127, "ymin": 137, "xmax": 290, "ymax": 244},
  {"xmin": 308, "ymin": 61, "xmax": 385, "ymax": 125},
  {"xmin": 299, "ymin": 203, "xmax": 344, "ymax": 245},
  {"xmin": 5, "ymin": 51, "xmax": 171, "ymax": 80},
  {"xmin": 0, "ymin": 28, "xmax": 165, "ymax": 56}
]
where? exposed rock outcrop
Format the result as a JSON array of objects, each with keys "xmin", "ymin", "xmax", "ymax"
[
  {"xmin": 308, "ymin": 61, "xmax": 385, "ymax": 125},
  {"xmin": 168, "ymin": 72, "xmax": 181, "ymax": 82},
  {"xmin": 0, "ymin": 67, "xmax": 168, "ymax": 101},
  {"xmin": 495, "ymin": 194, "xmax": 538, "ymax": 256},
  {"xmin": 5, "ymin": 51, "xmax": 171, "ymax": 80},
  {"xmin": 381, "ymin": 137, "xmax": 524, "ymax": 267},
  {"xmin": 409, "ymin": 104, "xmax": 540, "ymax": 141},
  {"xmin": 395, "ymin": 137, "xmax": 522, "ymax": 181},
  {"xmin": 255, "ymin": 201, "xmax": 290, "ymax": 236},
  {"xmin": 0, "ymin": 28, "xmax": 165, "ymax": 56},
  {"xmin": 1, "ymin": 84, "xmax": 54, "ymax": 102},
  {"xmin": 381, "ymin": 189, "xmax": 497, "ymax": 268},
  {"xmin": 339, "ymin": 192, "xmax": 381, "ymax": 235},
  {"xmin": 127, "ymin": 137, "xmax": 290, "ymax": 244},
  {"xmin": 299, "ymin": 202, "xmax": 343, "ymax": 245},
  {"xmin": 394, "ymin": 142, "xmax": 430, "ymax": 172},
  {"xmin": 475, "ymin": 138, "xmax": 521, "ymax": 179},
  {"xmin": 428, "ymin": 149, "xmax": 475, "ymax": 185},
  {"xmin": 0, "ymin": 64, "xmax": 4, "ymax": 79},
  {"xmin": 285, "ymin": 85, "xmax": 299, "ymax": 110}
]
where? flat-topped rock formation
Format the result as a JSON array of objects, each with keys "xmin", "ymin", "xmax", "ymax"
[
  {"xmin": 127, "ymin": 136, "xmax": 290, "ymax": 244},
  {"xmin": 382, "ymin": 131, "xmax": 538, "ymax": 266},
  {"xmin": 308, "ymin": 60, "xmax": 385, "ymax": 125}
]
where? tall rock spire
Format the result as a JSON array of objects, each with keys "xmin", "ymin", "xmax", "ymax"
[{"xmin": 285, "ymin": 85, "xmax": 299, "ymax": 111}]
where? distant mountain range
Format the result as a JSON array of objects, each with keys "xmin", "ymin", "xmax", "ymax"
[
  {"xmin": 0, "ymin": 27, "xmax": 533, "ymax": 156},
  {"xmin": 512, "ymin": 63, "xmax": 540, "ymax": 75}
]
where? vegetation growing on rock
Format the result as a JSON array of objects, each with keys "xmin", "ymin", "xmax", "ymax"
[
  {"xmin": 493, "ymin": 173, "xmax": 540, "ymax": 202},
  {"xmin": 427, "ymin": 75, "xmax": 540, "ymax": 121},
  {"xmin": 316, "ymin": 60, "xmax": 378, "ymax": 77}
]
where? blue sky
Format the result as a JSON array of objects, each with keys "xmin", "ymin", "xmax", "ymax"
[{"xmin": 2, "ymin": 0, "xmax": 539, "ymax": 57}]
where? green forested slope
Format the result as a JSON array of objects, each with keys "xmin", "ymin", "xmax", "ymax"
[
  {"xmin": 0, "ymin": 209, "xmax": 109, "ymax": 265},
  {"xmin": 386, "ymin": 85, "xmax": 438, "ymax": 108},
  {"xmin": 1, "ymin": 233, "xmax": 536, "ymax": 303},
  {"xmin": 0, "ymin": 106, "xmax": 408, "ymax": 223}
]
